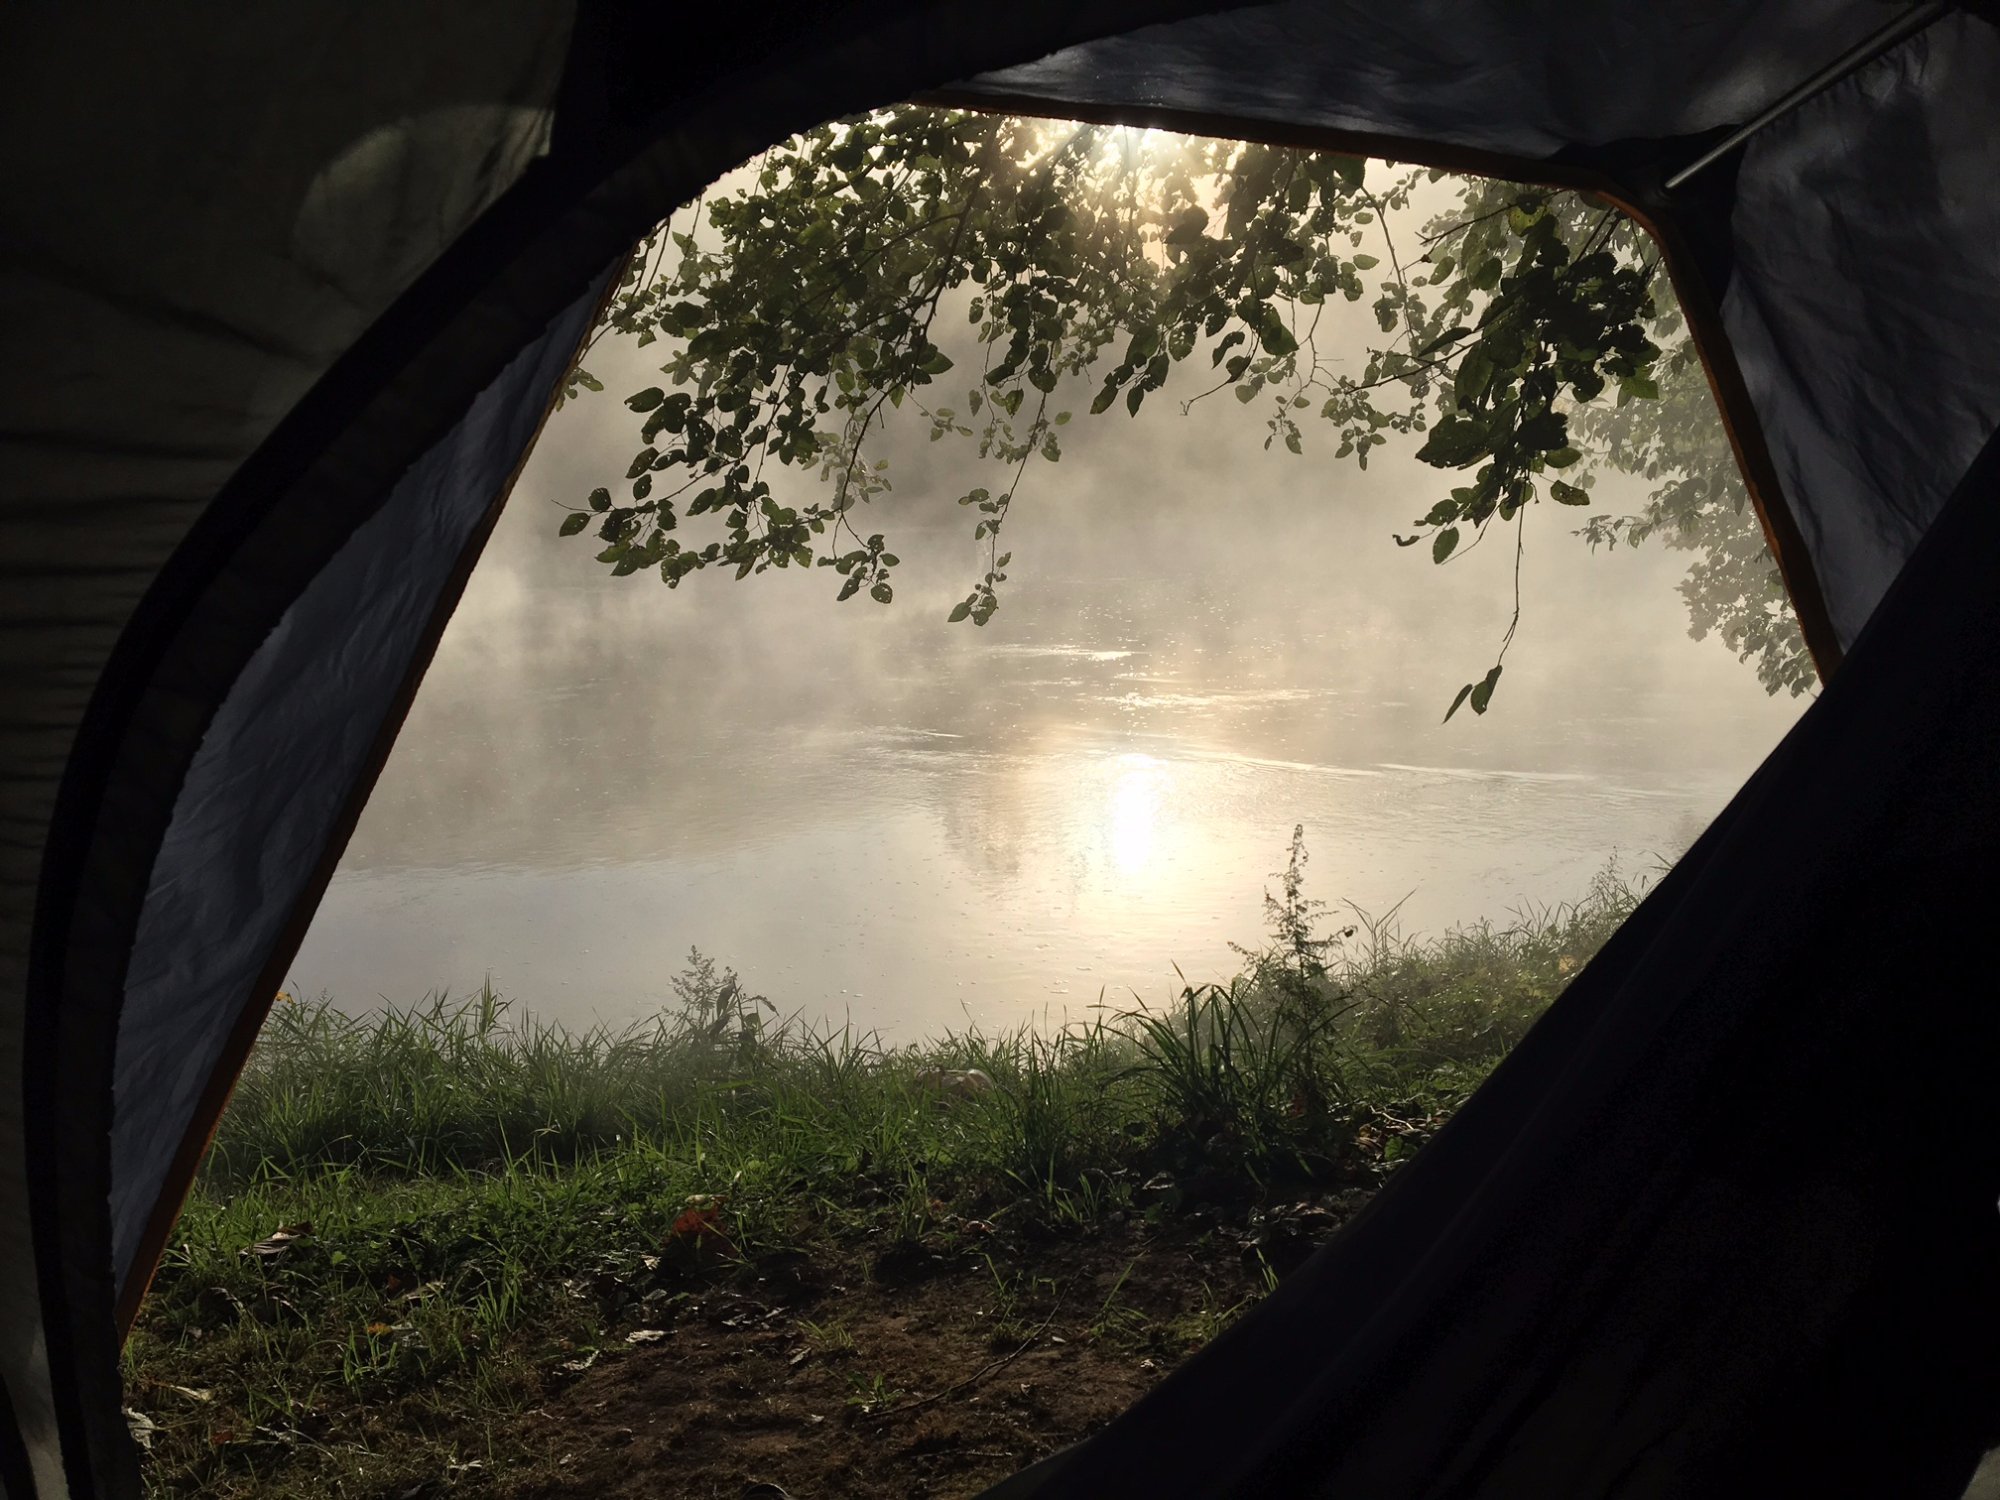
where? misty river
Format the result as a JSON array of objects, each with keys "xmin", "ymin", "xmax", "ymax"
[{"xmin": 288, "ymin": 312, "xmax": 1806, "ymax": 1042}]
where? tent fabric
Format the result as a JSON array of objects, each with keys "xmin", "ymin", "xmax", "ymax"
[
  {"xmin": 1, "ymin": 13, "xmax": 578, "ymax": 1495},
  {"xmin": 2, "ymin": 3, "xmax": 1997, "ymax": 1497},
  {"xmin": 109, "ymin": 276, "xmax": 610, "ymax": 1308}
]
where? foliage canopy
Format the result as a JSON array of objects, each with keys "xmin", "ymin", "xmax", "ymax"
[{"xmin": 559, "ymin": 105, "xmax": 1814, "ymax": 714}]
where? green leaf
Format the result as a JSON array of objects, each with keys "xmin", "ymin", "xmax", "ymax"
[
  {"xmin": 1163, "ymin": 205, "xmax": 1210, "ymax": 244},
  {"xmin": 1443, "ymin": 682, "xmax": 1476, "ymax": 722},
  {"xmin": 948, "ymin": 600, "xmax": 971, "ymax": 622},
  {"xmin": 1432, "ymin": 526, "xmax": 1461, "ymax": 564},
  {"xmin": 1517, "ymin": 410, "xmax": 1567, "ymax": 452},
  {"xmin": 1550, "ymin": 480, "xmax": 1590, "ymax": 506},
  {"xmin": 1351, "ymin": 253, "xmax": 1379, "ymax": 270},
  {"xmin": 559, "ymin": 512, "xmax": 589, "ymax": 537},
  {"xmin": 1235, "ymin": 385, "xmax": 1258, "ymax": 403},
  {"xmin": 869, "ymin": 581, "xmax": 893, "ymax": 603},
  {"xmin": 625, "ymin": 387, "xmax": 665, "ymax": 412},
  {"xmin": 1453, "ymin": 346, "xmax": 1495, "ymax": 407},
  {"xmin": 1469, "ymin": 664, "xmax": 1503, "ymax": 714},
  {"xmin": 1415, "ymin": 415, "xmax": 1489, "ymax": 468},
  {"xmin": 1414, "ymin": 326, "xmax": 1472, "ymax": 358},
  {"xmin": 1543, "ymin": 446, "xmax": 1582, "ymax": 468},
  {"xmin": 588, "ymin": 488, "xmax": 612, "ymax": 512}
]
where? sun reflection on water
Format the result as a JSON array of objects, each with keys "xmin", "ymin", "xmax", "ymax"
[{"xmin": 1107, "ymin": 752, "xmax": 1169, "ymax": 879}]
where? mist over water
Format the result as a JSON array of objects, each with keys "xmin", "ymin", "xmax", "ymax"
[{"xmin": 290, "ymin": 247, "xmax": 1806, "ymax": 1040}]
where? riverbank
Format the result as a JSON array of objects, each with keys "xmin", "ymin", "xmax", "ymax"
[{"xmin": 124, "ymin": 861, "xmax": 1644, "ymax": 1498}]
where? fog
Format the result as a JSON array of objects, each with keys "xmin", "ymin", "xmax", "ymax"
[{"xmin": 289, "ymin": 157, "xmax": 1806, "ymax": 1038}]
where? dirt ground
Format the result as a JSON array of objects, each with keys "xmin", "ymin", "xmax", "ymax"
[{"xmin": 498, "ymin": 1194, "xmax": 1367, "ymax": 1500}]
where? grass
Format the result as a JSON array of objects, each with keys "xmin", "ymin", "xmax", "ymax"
[{"xmin": 124, "ymin": 850, "xmax": 1652, "ymax": 1497}]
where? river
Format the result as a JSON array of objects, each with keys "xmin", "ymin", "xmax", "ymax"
[{"xmin": 288, "ymin": 303, "xmax": 1806, "ymax": 1041}]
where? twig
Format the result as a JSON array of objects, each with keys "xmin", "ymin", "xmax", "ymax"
[
  {"xmin": 1497, "ymin": 498, "xmax": 1527, "ymax": 662},
  {"xmin": 873, "ymin": 1286, "xmax": 1068, "ymax": 1419},
  {"xmin": 1358, "ymin": 184, "xmax": 1420, "ymax": 363},
  {"xmin": 1418, "ymin": 193, "xmax": 1540, "ymax": 247}
]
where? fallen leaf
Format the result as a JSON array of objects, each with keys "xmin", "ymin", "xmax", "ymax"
[
  {"xmin": 664, "ymin": 1199, "xmax": 737, "ymax": 1262},
  {"xmin": 669, "ymin": 1205, "xmax": 726, "ymax": 1240},
  {"xmin": 240, "ymin": 1223, "xmax": 313, "ymax": 1260},
  {"xmin": 626, "ymin": 1328, "xmax": 669, "ymax": 1345},
  {"xmin": 558, "ymin": 1350, "xmax": 600, "ymax": 1374},
  {"xmin": 123, "ymin": 1409, "xmax": 155, "ymax": 1452}
]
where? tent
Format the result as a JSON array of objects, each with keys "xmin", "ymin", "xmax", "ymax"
[{"xmin": 2, "ymin": 3, "xmax": 1995, "ymax": 1494}]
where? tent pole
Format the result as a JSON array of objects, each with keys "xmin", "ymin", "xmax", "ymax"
[{"xmin": 1663, "ymin": 1, "xmax": 1949, "ymax": 191}]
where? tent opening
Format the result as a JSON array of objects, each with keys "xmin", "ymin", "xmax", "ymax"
[{"xmin": 122, "ymin": 105, "xmax": 1821, "ymax": 1497}]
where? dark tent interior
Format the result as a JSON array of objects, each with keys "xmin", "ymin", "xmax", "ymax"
[{"xmin": 3, "ymin": 3, "xmax": 1997, "ymax": 1495}]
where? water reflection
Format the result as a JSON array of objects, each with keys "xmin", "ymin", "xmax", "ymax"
[{"xmin": 1107, "ymin": 754, "xmax": 1167, "ymax": 880}]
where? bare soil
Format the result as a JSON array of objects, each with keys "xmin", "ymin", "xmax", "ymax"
[{"xmin": 498, "ymin": 1193, "xmax": 1367, "ymax": 1500}]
